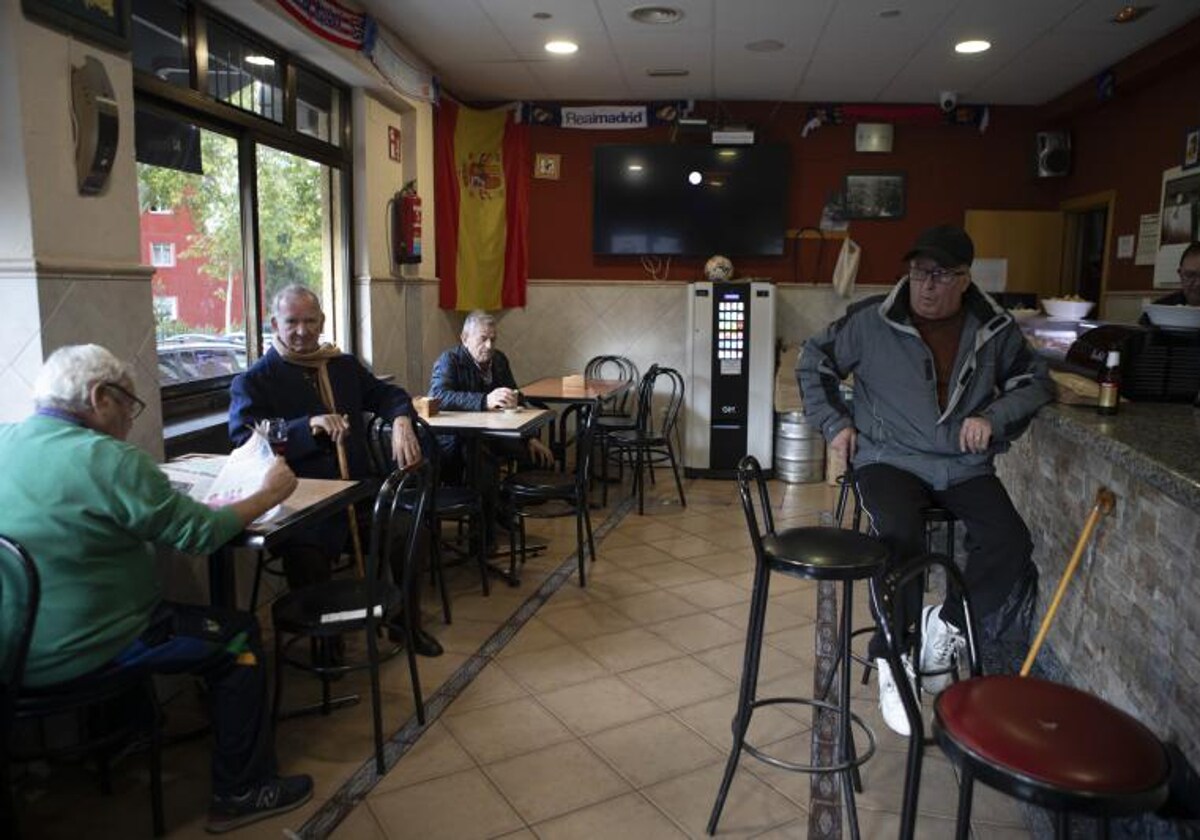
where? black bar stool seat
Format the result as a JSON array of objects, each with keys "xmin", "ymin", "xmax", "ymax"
[
  {"xmin": 934, "ymin": 675, "xmax": 1169, "ymax": 820},
  {"xmin": 707, "ymin": 458, "xmax": 889, "ymax": 840}
]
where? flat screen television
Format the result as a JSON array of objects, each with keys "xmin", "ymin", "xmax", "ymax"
[{"xmin": 593, "ymin": 144, "xmax": 789, "ymax": 256}]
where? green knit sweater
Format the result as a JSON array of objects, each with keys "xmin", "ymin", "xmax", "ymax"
[{"xmin": 0, "ymin": 415, "xmax": 242, "ymax": 686}]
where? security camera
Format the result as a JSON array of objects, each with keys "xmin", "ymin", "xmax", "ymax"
[{"xmin": 939, "ymin": 91, "xmax": 958, "ymax": 114}]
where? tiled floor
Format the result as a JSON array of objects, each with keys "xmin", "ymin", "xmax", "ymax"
[{"xmin": 11, "ymin": 475, "xmax": 1031, "ymax": 839}]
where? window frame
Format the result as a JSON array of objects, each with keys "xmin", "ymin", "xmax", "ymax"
[{"xmin": 133, "ymin": 0, "xmax": 354, "ymax": 416}]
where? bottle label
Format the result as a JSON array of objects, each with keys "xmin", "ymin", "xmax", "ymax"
[{"xmin": 1098, "ymin": 382, "xmax": 1119, "ymax": 409}]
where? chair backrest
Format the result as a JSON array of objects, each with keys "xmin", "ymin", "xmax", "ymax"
[
  {"xmin": 585, "ymin": 355, "xmax": 639, "ymax": 415},
  {"xmin": 365, "ymin": 413, "xmax": 393, "ymax": 476},
  {"xmin": 367, "ymin": 464, "xmax": 431, "ymax": 588},
  {"xmin": 636, "ymin": 365, "xmax": 685, "ymax": 439},
  {"xmin": 735, "ymin": 455, "xmax": 775, "ymax": 564},
  {"xmin": 0, "ymin": 536, "xmax": 39, "ymax": 717},
  {"xmin": 871, "ymin": 554, "xmax": 982, "ymax": 742},
  {"xmin": 571, "ymin": 405, "xmax": 599, "ymax": 496}
]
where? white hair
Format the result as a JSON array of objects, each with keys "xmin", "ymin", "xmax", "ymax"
[
  {"xmin": 271, "ymin": 284, "xmax": 323, "ymax": 317},
  {"xmin": 461, "ymin": 310, "xmax": 495, "ymax": 339},
  {"xmin": 33, "ymin": 344, "xmax": 133, "ymax": 414}
]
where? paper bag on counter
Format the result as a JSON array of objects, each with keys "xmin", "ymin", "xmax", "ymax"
[{"xmin": 831, "ymin": 237, "xmax": 860, "ymax": 299}]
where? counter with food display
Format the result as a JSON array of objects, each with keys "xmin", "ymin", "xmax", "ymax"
[{"xmin": 994, "ymin": 399, "xmax": 1200, "ymax": 772}]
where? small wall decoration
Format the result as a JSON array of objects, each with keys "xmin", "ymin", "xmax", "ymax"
[
  {"xmin": 387, "ymin": 125, "xmax": 402, "ymax": 162},
  {"xmin": 534, "ymin": 152, "xmax": 561, "ymax": 180},
  {"xmin": 21, "ymin": 0, "xmax": 131, "ymax": 52},
  {"xmin": 842, "ymin": 172, "xmax": 906, "ymax": 220},
  {"xmin": 1184, "ymin": 127, "xmax": 1200, "ymax": 171}
]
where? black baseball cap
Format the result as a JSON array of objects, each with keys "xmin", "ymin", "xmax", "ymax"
[{"xmin": 903, "ymin": 224, "xmax": 975, "ymax": 269}]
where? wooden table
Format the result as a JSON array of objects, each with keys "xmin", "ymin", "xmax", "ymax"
[
  {"xmin": 520, "ymin": 376, "xmax": 630, "ymax": 405},
  {"xmin": 423, "ymin": 408, "xmax": 555, "ymax": 585},
  {"xmin": 161, "ymin": 456, "xmax": 376, "ymax": 608}
]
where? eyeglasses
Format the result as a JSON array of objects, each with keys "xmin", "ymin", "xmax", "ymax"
[
  {"xmin": 910, "ymin": 264, "xmax": 967, "ymax": 286},
  {"xmin": 1178, "ymin": 269, "xmax": 1200, "ymax": 285},
  {"xmin": 103, "ymin": 382, "xmax": 146, "ymax": 420}
]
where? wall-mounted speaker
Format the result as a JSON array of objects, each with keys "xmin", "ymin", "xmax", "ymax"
[{"xmin": 1035, "ymin": 130, "xmax": 1071, "ymax": 178}]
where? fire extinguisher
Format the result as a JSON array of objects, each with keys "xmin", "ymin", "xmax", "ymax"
[{"xmin": 391, "ymin": 180, "xmax": 422, "ymax": 265}]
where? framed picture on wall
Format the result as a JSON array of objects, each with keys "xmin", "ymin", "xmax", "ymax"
[
  {"xmin": 1154, "ymin": 165, "xmax": 1200, "ymax": 287},
  {"xmin": 843, "ymin": 172, "xmax": 906, "ymax": 220},
  {"xmin": 1184, "ymin": 127, "xmax": 1200, "ymax": 171},
  {"xmin": 21, "ymin": 0, "xmax": 131, "ymax": 52}
]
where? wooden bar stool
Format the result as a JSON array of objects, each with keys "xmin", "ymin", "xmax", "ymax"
[{"xmin": 707, "ymin": 456, "xmax": 889, "ymax": 839}]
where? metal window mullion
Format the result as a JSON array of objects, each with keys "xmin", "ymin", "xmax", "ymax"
[
  {"xmin": 240, "ymin": 136, "xmax": 264, "ymax": 360},
  {"xmin": 189, "ymin": 1, "xmax": 206, "ymax": 94}
]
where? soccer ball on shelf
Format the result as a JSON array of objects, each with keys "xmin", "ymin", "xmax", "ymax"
[{"xmin": 704, "ymin": 254, "xmax": 734, "ymax": 282}]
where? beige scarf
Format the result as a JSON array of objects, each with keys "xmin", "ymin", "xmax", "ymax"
[{"xmin": 274, "ymin": 336, "xmax": 365, "ymax": 575}]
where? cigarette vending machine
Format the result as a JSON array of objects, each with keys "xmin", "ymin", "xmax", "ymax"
[{"xmin": 685, "ymin": 280, "xmax": 776, "ymax": 477}]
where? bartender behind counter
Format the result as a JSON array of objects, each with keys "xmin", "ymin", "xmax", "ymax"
[{"xmin": 1142, "ymin": 242, "xmax": 1200, "ymax": 321}]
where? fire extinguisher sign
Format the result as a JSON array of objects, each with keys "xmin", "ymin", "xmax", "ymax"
[{"xmin": 387, "ymin": 126, "xmax": 402, "ymax": 162}]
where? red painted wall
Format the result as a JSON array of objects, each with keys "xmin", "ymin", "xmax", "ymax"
[
  {"xmin": 528, "ymin": 102, "xmax": 1052, "ymax": 285},
  {"xmin": 524, "ymin": 19, "xmax": 1200, "ymax": 291}
]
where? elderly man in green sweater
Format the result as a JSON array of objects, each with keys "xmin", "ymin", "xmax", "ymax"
[{"xmin": 0, "ymin": 344, "xmax": 310, "ymax": 833}]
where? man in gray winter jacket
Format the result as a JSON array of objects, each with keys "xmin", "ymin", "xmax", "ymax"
[{"xmin": 797, "ymin": 224, "xmax": 1054, "ymax": 736}]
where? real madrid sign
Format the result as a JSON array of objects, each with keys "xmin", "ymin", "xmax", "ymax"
[{"xmin": 560, "ymin": 106, "xmax": 648, "ymax": 129}]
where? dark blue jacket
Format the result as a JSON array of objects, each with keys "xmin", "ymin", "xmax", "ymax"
[
  {"xmin": 428, "ymin": 345, "xmax": 518, "ymax": 411},
  {"xmin": 229, "ymin": 348, "xmax": 412, "ymax": 481}
]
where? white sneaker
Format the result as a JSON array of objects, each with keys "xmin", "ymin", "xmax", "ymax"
[
  {"xmin": 875, "ymin": 655, "xmax": 915, "ymax": 737},
  {"xmin": 919, "ymin": 605, "xmax": 964, "ymax": 694}
]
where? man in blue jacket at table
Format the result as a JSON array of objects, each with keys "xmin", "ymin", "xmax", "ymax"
[
  {"xmin": 798, "ymin": 225, "xmax": 1054, "ymax": 736},
  {"xmin": 429, "ymin": 310, "xmax": 554, "ymax": 547},
  {"xmin": 229, "ymin": 284, "xmax": 441, "ymax": 656}
]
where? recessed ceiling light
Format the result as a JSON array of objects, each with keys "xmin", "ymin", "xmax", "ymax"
[
  {"xmin": 746, "ymin": 39, "xmax": 785, "ymax": 53},
  {"xmin": 1111, "ymin": 5, "xmax": 1153, "ymax": 23},
  {"xmin": 545, "ymin": 40, "xmax": 578, "ymax": 55},
  {"xmin": 647, "ymin": 68, "xmax": 689, "ymax": 77},
  {"xmin": 629, "ymin": 6, "xmax": 684, "ymax": 25},
  {"xmin": 245, "ymin": 55, "xmax": 275, "ymax": 66},
  {"xmin": 879, "ymin": 9, "xmax": 901, "ymax": 18},
  {"xmin": 954, "ymin": 39, "xmax": 991, "ymax": 54},
  {"xmin": 628, "ymin": 164, "xmax": 644, "ymax": 172},
  {"xmin": 532, "ymin": 12, "xmax": 552, "ymax": 20}
]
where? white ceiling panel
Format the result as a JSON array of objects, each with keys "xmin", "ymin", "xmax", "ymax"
[{"xmin": 345, "ymin": 0, "xmax": 1200, "ymax": 105}]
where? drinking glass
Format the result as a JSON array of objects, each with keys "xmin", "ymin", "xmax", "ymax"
[{"xmin": 266, "ymin": 418, "xmax": 288, "ymax": 456}]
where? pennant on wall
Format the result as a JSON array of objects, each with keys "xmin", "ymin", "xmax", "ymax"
[
  {"xmin": 276, "ymin": 0, "xmax": 367, "ymax": 49},
  {"xmin": 520, "ymin": 101, "xmax": 683, "ymax": 129},
  {"xmin": 435, "ymin": 101, "xmax": 529, "ymax": 311},
  {"xmin": 802, "ymin": 103, "xmax": 992, "ymax": 136}
]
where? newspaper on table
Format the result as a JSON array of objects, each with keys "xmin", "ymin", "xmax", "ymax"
[{"xmin": 162, "ymin": 422, "xmax": 282, "ymax": 523}]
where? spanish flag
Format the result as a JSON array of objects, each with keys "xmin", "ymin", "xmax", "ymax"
[{"xmin": 435, "ymin": 100, "xmax": 529, "ymax": 310}]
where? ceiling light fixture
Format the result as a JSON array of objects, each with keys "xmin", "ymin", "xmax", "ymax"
[
  {"xmin": 745, "ymin": 39, "xmax": 785, "ymax": 52},
  {"xmin": 1111, "ymin": 5, "xmax": 1153, "ymax": 23},
  {"xmin": 629, "ymin": 6, "xmax": 684, "ymax": 25},
  {"xmin": 245, "ymin": 55, "xmax": 275, "ymax": 66},
  {"xmin": 954, "ymin": 39, "xmax": 991, "ymax": 54},
  {"xmin": 544, "ymin": 40, "xmax": 579, "ymax": 55}
]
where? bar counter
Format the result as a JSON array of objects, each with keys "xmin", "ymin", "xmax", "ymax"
[{"xmin": 995, "ymin": 401, "xmax": 1200, "ymax": 770}]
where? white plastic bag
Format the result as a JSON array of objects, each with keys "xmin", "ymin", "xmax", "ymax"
[
  {"xmin": 832, "ymin": 237, "xmax": 860, "ymax": 298},
  {"xmin": 203, "ymin": 422, "xmax": 280, "ymax": 521}
]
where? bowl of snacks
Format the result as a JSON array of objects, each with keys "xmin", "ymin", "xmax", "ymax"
[
  {"xmin": 1041, "ymin": 296, "xmax": 1094, "ymax": 320},
  {"xmin": 1008, "ymin": 307, "xmax": 1040, "ymax": 321},
  {"xmin": 1143, "ymin": 302, "xmax": 1200, "ymax": 329}
]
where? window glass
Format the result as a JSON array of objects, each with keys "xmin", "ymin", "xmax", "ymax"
[
  {"xmin": 295, "ymin": 67, "xmax": 340, "ymax": 146},
  {"xmin": 131, "ymin": 0, "xmax": 189, "ymax": 88},
  {"xmin": 137, "ymin": 115, "xmax": 248, "ymax": 387},
  {"xmin": 206, "ymin": 18, "xmax": 283, "ymax": 122},
  {"xmin": 256, "ymin": 144, "xmax": 341, "ymax": 343}
]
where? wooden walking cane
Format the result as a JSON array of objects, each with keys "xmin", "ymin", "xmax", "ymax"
[
  {"xmin": 1020, "ymin": 487, "xmax": 1116, "ymax": 677},
  {"xmin": 335, "ymin": 436, "xmax": 366, "ymax": 579}
]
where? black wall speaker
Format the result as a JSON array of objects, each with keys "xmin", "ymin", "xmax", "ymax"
[{"xmin": 1035, "ymin": 130, "xmax": 1071, "ymax": 178}]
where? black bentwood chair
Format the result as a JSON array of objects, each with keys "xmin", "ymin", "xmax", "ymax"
[
  {"xmin": 271, "ymin": 465, "xmax": 432, "ymax": 774},
  {"xmin": 0, "ymin": 536, "xmax": 165, "ymax": 838},
  {"xmin": 873, "ymin": 554, "xmax": 1171, "ymax": 840},
  {"xmin": 606, "ymin": 365, "xmax": 686, "ymax": 515},
  {"xmin": 552, "ymin": 355, "xmax": 639, "ymax": 473},
  {"xmin": 501, "ymin": 404, "xmax": 598, "ymax": 585}
]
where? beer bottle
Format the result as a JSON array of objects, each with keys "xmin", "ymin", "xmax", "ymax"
[{"xmin": 1097, "ymin": 350, "xmax": 1120, "ymax": 416}]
